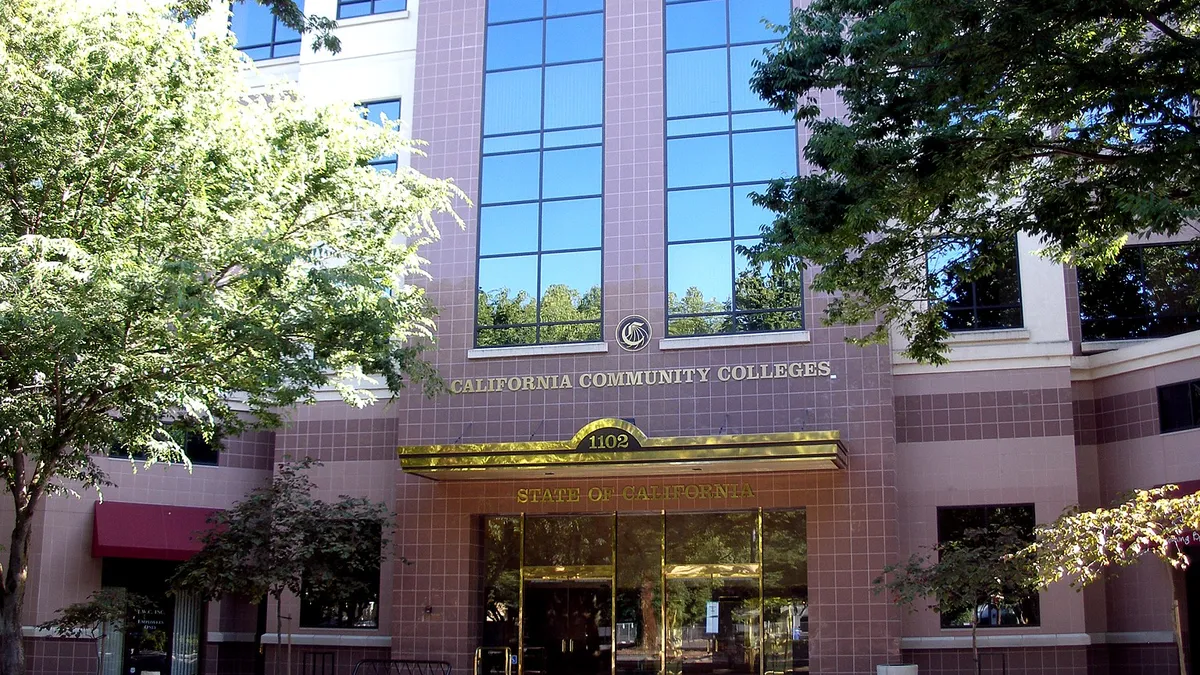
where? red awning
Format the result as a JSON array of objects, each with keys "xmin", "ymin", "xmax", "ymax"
[{"xmin": 92, "ymin": 501, "xmax": 220, "ymax": 561}]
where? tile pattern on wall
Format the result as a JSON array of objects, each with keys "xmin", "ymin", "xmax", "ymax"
[
  {"xmin": 23, "ymin": 637, "xmax": 96, "ymax": 675},
  {"xmin": 895, "ymin": 388, "xmax": 1075, "ymax": 443},
  {"xmin": 903, "ymin": 646, "xmax": 1093, "ymax": 675},
  {"xmin": 221, "ymin": 429, "xmax": 275, "ymax": 471},
  {"xmin": 1073, "ymin": 388, "xmax": 1160, "ymax": 445}
]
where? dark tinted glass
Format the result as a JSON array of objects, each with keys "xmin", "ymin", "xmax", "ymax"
[
  {"xmin": 664, "ymin": 511, "xmax": 758, "ymax": 565},
  {"xmin": 936, "ymin": 505, "xmax": 1039, "ymax": 629},
  {"xmin": 482, "ymin": 517, "xmax": 521, "ymax": 650},
  {"xmin": 615, "ymin": 515, "xmax": 663, "ymax": 674},
  {"xmin": 299, "ymin": 524, "xmax": 380, "ymax": 629},
  {"xmin": 763, "ymin": 510, "xmax": 809, "ymax": 674},
  {"xmin": 1078, "ymin": 243, "xmax": 1200, "ymax": 341},
  {"xmin": 929, "ymin": 237, "xmax": 1022, "ymax": 331},
  {"xmin": 525, "ymin": 515, "xmax": 613, "ymax": 567},
  {"xmin": 1158, "ymin": 381, "xmax": 1199, "ymax": 433}
]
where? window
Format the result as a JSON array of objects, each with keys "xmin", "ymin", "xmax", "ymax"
[
  {"xmin": 300, "ymin": 524, "xmax": 381, "ymax": 629},
  {"xmin": 109, "ymin": 425, "xmax": 220, "ymax": 466},
  {"xmin": 927, "ymin": 237, "xmax": 1023, "ymax": 331},
  {"xmin": 664, "ymin": 0, "xmax": 802, "ymax": 336},
  {"xmin": 936, "ymin": 504, "xmax": 1039, "ymax": 628},
  {"xmin": 230, "ymin": 0, "xmax": 303, "ymax": 60},
  {"xmin": 475, "ymin": 0, "xmax": 605, "ymax": 347},
  {"xmin": 362, "ymin": 99, "xmax": 401, "ymax": 173},
  {"xmin": 1159, "ymin": 379, "xmax": 1200, "ymax": 433},
  {"xmin": 338, "ymin": 0, "xmax": 406, "ymax": 19},
  {"xmin": 1078, "ymin": 242, "xmax": 1200, "ymax": 341}
]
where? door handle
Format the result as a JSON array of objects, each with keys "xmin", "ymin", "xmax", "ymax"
[
  {"xmin": 569, "ymin": 639, "xmax": 574, "ymax": 653},
  {"xmin": 562, "ymin": 639, "xmax": 567, "ymax": 653}
]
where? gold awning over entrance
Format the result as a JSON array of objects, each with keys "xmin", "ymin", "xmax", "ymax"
[{"xmin": 396, "ymin": 418, "xmax": 847, "ymax": 480}]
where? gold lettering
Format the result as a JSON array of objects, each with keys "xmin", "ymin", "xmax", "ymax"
[
  {"xmin": 717, "ymin": 366, "xmax": 731, "ymax": 382},
  {"xmin": 561, "ymin": 374, "xmax": 574, "ymax": 388},
  {"xmin": 715, "ymin": 484, "xmax": 728, "ymax": 498},
  {"xmin": 579, "ymin": 373, "xmax": 592, "ymax": 388},
  {"xmin": 788, "ymin": 362, "xmax": 803, "ymax": 377},
  {"xmin": 604, "ymin": 487, "xmax": 615, "ymax": 501},
  {"xmin": 622, "ymin": 486, "xmax": 635, "ymax": 500},
  {"xmin": 774, "ymin": 363, "xmax": 788, "ymax": 379},
  {"xmin": 450, "ymin": 380, "xmax": 464, "ymax": 394},
  {"xmin": 567, "ymin": 488, "xmax": 580, "ymax": 502},
  {"xmin": 700, "ymin": 484, "xmax": 713, "ymax": 499},
  {"xmin": 605, "ymin": 373, "xmax": 622, "ymax": 387},
  {"xmin": 516, "ymin": 489, "xmax": 528, "ymax": 504},
  {"xmin": 818, "ymin": 361, "xmax": 831, "ymax": 376},
  {"xmin": 803, "ymin": 362, "xmax": 817, "ymax": 376},
  {"xmin": 685, "ymin": 485, "xmax": 699, "ymax": 498},
  {"xmin": 536, "ymin": 376, "xmax": 551, "ymax": 390},
  {"xmin": 588, "ymin": 487, "xmax": 604, "ymax": 502},
  {"xmin": 506, "ymin": 377, "xmax": 522, "ymax": 391},
  {"xmin": 697, "ymin": 367, "xmax": 710, "ymax": 382},
  {"xmin": 741, "ymin": 484, "xmax": 755, "ymax": 498},
  {"xmin": 627, "ymin": 371, "xmax": 644, "ymax": 386},
  {"xmin": 522, "ymin": 376, "xmax": 536, "ymax": 390}
]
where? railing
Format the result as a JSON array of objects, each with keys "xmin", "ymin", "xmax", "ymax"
[
  {"xmin": 351, "ymin": 659, "xmax": 453, "ymax": 675},
  {"xmin": 473, "ymin": 647, "xmax": 513, "ymax": 675}
]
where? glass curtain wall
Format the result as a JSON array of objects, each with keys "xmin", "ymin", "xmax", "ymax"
[
  {"xmin": 663, "ymin": 0, "xmax": 802, "ymax": 336},
  {"xmin": 477, "ymin": 0, "xmax": 605, "ymax": 347},
  {"xmin": 481, "ymin": 510, "xmax": 809, "ymax": 675}
]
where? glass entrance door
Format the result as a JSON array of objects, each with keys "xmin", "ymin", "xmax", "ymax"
[
  {"xmin": 524, "ymin": 581, "xmax": 612, "ymax": 675},
  {"xmin": 665, "ymin": 576, "xmax": 759, "ymax": 675}
]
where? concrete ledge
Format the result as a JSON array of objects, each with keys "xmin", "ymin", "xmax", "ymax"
[
  {"xmin": 337, "ymin": 10, "xmax": 411, "ymax": 28},
  {"xmin": 207, "ymin": 632, "xmax": 258, "ymax": 643},
  {"xmin": 468, "ymin": 342, "xmax": 609, "ymax": 359},
  {"xmin": 945, "ymin": 328, "xmax": 1031, "ymax": 344},
  {"xmin": 901, "ymin": 632, "xmax": 1090, "ymax": 649},
  {"xmin": 658, "ymin": 330, "xmax": 810, "ymax": 350},
  {"xmin": 1093, "ymin": 631, "xmax": 1176, "ymax": 644},
  {"xmin": 259, "ymin": 633, "xmax": 392, "ymax": 647},
  {"xmin": 21, "ymin": 626, "xmax": 94, "ymax": 639}
]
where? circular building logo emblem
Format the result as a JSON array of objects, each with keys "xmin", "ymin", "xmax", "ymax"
[{"xmin": 616, "ymin": 315, "xmax": 652, "ymax": 352}]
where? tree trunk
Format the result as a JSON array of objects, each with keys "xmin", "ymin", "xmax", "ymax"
[
  {"xmin": 971, "ymin": 617, "xmax": 980, "ymax": 675},
  {"xmin": 1, "ymin": 508, "xmax": 35, "ymax": 675},
  {"xmin": 274, "ymin": 594, "xmax": 282, "ymax": 675}
]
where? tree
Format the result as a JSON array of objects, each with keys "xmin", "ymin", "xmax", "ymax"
[
  {"xmin": 874, "ymin": 526, "xmax": 1039, "ymax": 673},
  {"xmin": 172, "ymin": 458, "xmax": 390, "ymax": 675},
  {"xmin": 1032, "ymin": 486, "xmax": 1200, "ymax": 675},
  {"xmin": 747, "ymin": 0, "xmax": 1200, "ymax": 363},
  {"xmin": 175, "ymin": 0, "xmax": 340, "ymax": 54},
  {"xmin": 37, "ymin": 589, "xmax": 155, "ymax": 675},
  {"xmin": 0, "ymin": 1, "xmax": 461, "ymax": 673}
]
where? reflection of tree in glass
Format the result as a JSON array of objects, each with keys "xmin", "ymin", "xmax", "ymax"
[
  {"xmin": 617, "ymin": 516, "xmax": 663, "ymax": 653},
  {"xmin": 477, "ymin": 284, "xmax": 601, "ymax": 346},
  {"xmin": 1078, "ymin": 243, "xmax": 1200, "ymax": 340},
  {"xmin": 669, "ymin": 261, "xmax": 804, "ymax": 336},
  {"xmin": 928, "ymin": 237, "xmax": 1021, "ymax": 330},
  {"xmin": 525, "ymin": 516, "xmax": 613, "ymax": 567},
  {"xmin": 763, "ymin": 511, "xmax": 809, "ymax": 672},
  {"xmin": 484, "ymin": 518, "xmax": 521, "ymax": 632}
]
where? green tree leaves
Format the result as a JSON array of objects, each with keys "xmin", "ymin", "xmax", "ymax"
[{"xmin": 749, "ymin": 0, "xmax": 1200, "ymax": 362}]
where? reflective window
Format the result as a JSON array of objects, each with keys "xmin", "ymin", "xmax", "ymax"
[
  {"xmin": 337, "ymin": 0, "xmax": 406, "ymax": 19},
  {"xmin": 230, "ymin": 0, "xmax": 303, "ymax": 60},
  {"xmin": 1158, "ymin": 379, "xmax": 1200, "ymax": 433},
  {"xmin": 664, "ymin": 0, "xmax": 801, "ymax": 337},
  {"xmin": 936, "ymin": 505, "xmax": 1039, "ymax": 629},
  {"xmin": 299, "ymin": 523, "xmax": 381, "ymax": 629},
  {"xmin": 360, "ymin": 99, "xmax": 401, "ymax": 173},
  {"xmin": 927, "ymin": 237, "xmax": 1023, "ymax": 331},
  {"xmin": 478, "ymin": 0, "xmax": 604, "ymax": 347},
  {"xmin": 1077, "ymin": 242, "xmax": 1200, "ymax": 341}
]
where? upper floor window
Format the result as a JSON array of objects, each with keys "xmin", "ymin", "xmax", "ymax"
[
  {"xmin": 927, "ymin": 237, "xmax": 1022, "ymax": 331},
  {"xmin": 110, "ymin": 425, "xmax": 220, "ymax": 467},
  {"xmin": 338, "ymin": 0, "xmax": 406, "ymax": 19},
  {"xmin": 300, "ymin": 523, "xmax": 381, "ymax": 629},
  {"xmin": 1159, "ymin": 378, "xmax": 1200, "ymax": 433},
  {"xmin": 475, "ymin": 0, "xmax": 605, "ymax": 347},
  {"xmin": 663, "ymin": 0, "xmax": 802, "ymax": 336},
  {"xmin": 1077, "ymin": 242, "xmax": 1200, "ymax": 342},
  {"xmin": 936, "ymin": 504, "xmax": 1040, "ymax": 629},
  {"xmin": 361, "ymin": 99, "xmax": 402, "ymax": 173},
  {"xmin": 231, "ymin": 0, "xmax": 303, "ymax": 61}
]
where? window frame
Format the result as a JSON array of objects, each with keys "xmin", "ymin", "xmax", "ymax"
[
  {"xmin": 229, "ymin": 1, "xmax": 303, "ymax": 61},
  {"xmin": 1077, "ymin": 241, "xmax": 1200, "ymax": 342},
  {"xmin": 473, "ymin": 0, "xmax": 607, "ymax": 348},
  {"xmin": 926, "ymin": 236, "xmax": 1024, "ymax": 332},
  {"xmin": 298, "ymin": 523, "xmax": 383, "ymax": 630},
  {"xmin": 360, "ymin": 98, "xmax": 403, "ymax": 173},
  {"xmin": 935, "ymin": 504, "xmax": 1040, "ymax": 629},
  {"xmin": 336, "ymin": 0, "xmax": 408, "ymax": 20},
  {"xmin": 662, "ymin": 0, "xmax": 804, "ymax": 338},
  {"xmin": 1158, "ymin": 378, "xmax": 1200, "ymax": 434}
]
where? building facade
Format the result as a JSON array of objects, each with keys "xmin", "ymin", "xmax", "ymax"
[{"xmin": 10, "ymin": 1, "xmax": 1200, "ymax": 675}]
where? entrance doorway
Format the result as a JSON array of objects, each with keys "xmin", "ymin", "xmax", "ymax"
[
  {"xmin": 523, "ymin": 581, "xmax": 612, "ymax": 675},
  {"xmin": 480, "ymin": 509, "xmax": 809, "ymax": 675}
]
